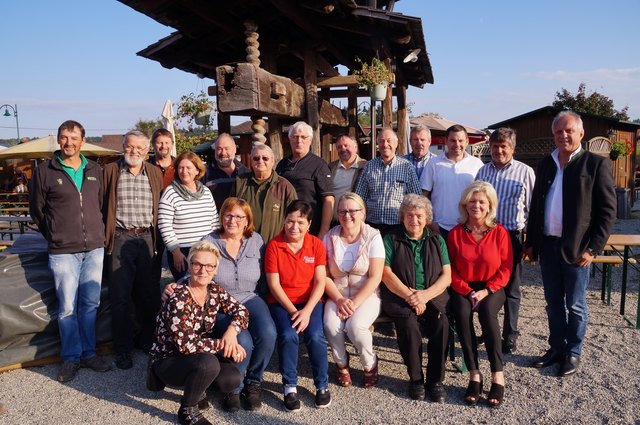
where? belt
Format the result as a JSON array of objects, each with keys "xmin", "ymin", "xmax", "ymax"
[
  {"xmin": 544, "ymin": 235, "xmax": 561, "ymax": 241},
  {"xmin": 117, "ymin": 227, "xmax": 150, "ymax": 234}
]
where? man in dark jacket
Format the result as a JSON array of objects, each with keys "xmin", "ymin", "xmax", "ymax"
[
  {"xmin": 525, "ymin": 111, "xmax": 616, "ymax": 377},
  {"xmin": 29, "ymin": 120, "xmax": 111, "ymax": 382}
]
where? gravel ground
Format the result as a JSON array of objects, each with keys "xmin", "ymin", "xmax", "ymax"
[{"xmin": 1, "ymin": 204, "xmax": 639, "ymax": 425}]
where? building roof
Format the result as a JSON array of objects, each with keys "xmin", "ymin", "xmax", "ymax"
[{"xmin": 117, "ymin": 0, "xmax": 433, "ymax": 88}]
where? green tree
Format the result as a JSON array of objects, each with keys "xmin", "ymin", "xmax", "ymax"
[
  {"xmin": 132, "ymin": 118, "xmax": 164, "ymax": 139},
  {"xmin": 552, "ymin": 83, "xmax": 629, "ymax": 120}
]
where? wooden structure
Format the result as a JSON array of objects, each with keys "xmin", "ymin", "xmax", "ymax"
[
  {"xmin": 488, "ymin": 106, "xmax": 640, "ymax": 198},
  {"xmin": 117, "ymin": 0, "xmax": 434, "ymax": 161}
]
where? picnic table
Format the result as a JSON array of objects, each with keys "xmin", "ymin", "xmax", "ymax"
[
  {"xmin": 603, "ymin": 234, "xmax": 640, "ymax": 328},
  {"xmin": 0, "ymin": 215, "xmax": 36, "ymax": 240}
]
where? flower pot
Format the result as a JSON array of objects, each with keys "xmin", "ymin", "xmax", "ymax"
[
  {"xmin": 370, "ymin": 84, "xmax": 388, "ymax": 101},
  {"xmin": 194, "ymin": 110, "xmax": 211, "ymax": 126}
]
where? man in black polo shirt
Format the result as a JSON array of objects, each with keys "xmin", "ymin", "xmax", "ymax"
[
  {"xmin": 205, "ymin": 133, "xmax": 249, "ymax": 211},
  {"xmin": 275, "ymin": 121, "xmax": 334, "ymax": 238}
]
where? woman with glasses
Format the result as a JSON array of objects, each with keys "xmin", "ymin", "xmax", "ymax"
[
  {"xmin": 158, "ymin": 151, "xmax": 219, "ymax": 280},
  {"xmin": 322, "ymin": 192, "xmax": 384, "ymax": 388},
  {"xmin": 148, "ymin": 241, "xmax": 248, "ymax": 425},
  {"xmin": 233, "ymin": 144, "xmax": 297, "ymax": 243},
  {"xmin": 265, "ymin": 200, "xmax": 331, "ymax": 411}
]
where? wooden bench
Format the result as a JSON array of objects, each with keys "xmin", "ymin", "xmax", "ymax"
[{"xmin": 593, "ymin": 255, "xmax": 637, "ymax": 305}]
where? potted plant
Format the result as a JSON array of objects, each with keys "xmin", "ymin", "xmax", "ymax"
[
  {"xmin": 609, "ymin": 139, "xmax": 632, "ymax": 160},
  {"xmin": 177, "ymin": 91, "xmax": 215, "ymax": 127},
  {"xmin": 353, "ymin": 57, "xmax": 393, "ymax": 101}
]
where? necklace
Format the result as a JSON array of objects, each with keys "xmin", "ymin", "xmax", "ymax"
[
  {"xmin": 463, "ymin": 223, "xmax": 490, "ymax": 235},
  {"xmin": 188, "ymin": 284, "xmax": 209, "ymax": 307}
]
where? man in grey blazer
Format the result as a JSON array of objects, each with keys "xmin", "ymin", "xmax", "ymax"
[{"xmin": 524, "ymin": 111, "xmax": 616, "ymax": 377}]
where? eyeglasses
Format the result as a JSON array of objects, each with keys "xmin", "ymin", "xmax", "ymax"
[
  {"xmin": 338, "ymin": 208, "xmax": 362, "ymax": 217},
  {"xmin": 223, "ymin": 214, "xmax": 247, "ymax": 222},
  {"xmin": 124, "ymin": 145, "xmax": 148, "ymax": 153},
  {"xmin": 252, "ymin": 155, "xmax": 271, "ymax": 162},
  {"xmin": 190, "ymin": 261, "xmax": 217, "ymax": 272}
]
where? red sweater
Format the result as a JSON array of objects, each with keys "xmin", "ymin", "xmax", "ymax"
[{"xmin": 447, "ymin": 224, "xmax": 513, "ymax": 296}]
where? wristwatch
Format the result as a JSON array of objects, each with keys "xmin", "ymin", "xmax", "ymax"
[{"xmin": 587, "ymin": 248, "xmax": 597, "ymax": 256}]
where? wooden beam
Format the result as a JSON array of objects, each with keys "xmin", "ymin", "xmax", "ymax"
[
  {"xmin": 347, "ymin": 87, "xmax": 357, "ymax": 139},
  {"xmin": 319, "ymin": 99, "xmax": 347, "ymax": 126},
  {"xmin": 396, "ymin": 85, "xmax": 408, "ymax": 156},
  {"xmin": 304, "ymin": 49, "xmax": 321, "ymax": 155},
  {"xmin": 317, "ymin": 75, "xmax": 359, "ymax": 88},
  {"xmin": 268, "ymin": 117, "xmax": 284, "ymax": 162},
  {"xmin": 382, "ymin": 59, "xmax": 394, "ymax": 129}
]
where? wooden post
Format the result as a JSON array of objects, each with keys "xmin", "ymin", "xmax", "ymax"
[
  {"xmin": 396, "ymin": 85, "xmax": 408, "ymax": 156},
  {"xmin": 244, "ymin": 20, "xmax": 267, "ymax": 145},
  {"xmin": 347, "ymin": 87, "xmax": 357, "ymax": 139},
  {"xmin": 268, "ymin": 118, "xmax": 284, "ymax": 162},
  {"xmin": 382, "ymin": 58, "xmax": 394, "ymax": 130},
  {"xmin": 218, "ymin": 112, "xmax": 231, "ymax": 134},
  {"xmin": 304, "ymin": 49, "xmax": 321, "ymax": 156}
]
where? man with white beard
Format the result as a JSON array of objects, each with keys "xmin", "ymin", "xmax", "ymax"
[{"xmin": 102, "ymin": 130, "xmax": 164, "ymax": 370}]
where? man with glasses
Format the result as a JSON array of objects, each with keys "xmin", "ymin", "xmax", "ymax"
[
  {"xmin": 103, "ymin": 130, "xmax": 164, "ymax": 369},
  {"xmin": 328, "ymin": 134, "xmax": 367, "ymax": 225},
  {"xmin": 30, "ymin": 120, "xmax": 111, "ymax": 382},
  {"xmin": 233, "ymin": 144, "xmax": 297, "ymax": 243},
  {"xmin": 205, "ymin": 133, "xmax": 249, "ymax": 211},
  {"xmin": 355, "ymin": 128, "xmax": 421, "ymax": 236},
  {"xmin": 276, "ymin": 121, "xmax": 334, "ymax": 239}
]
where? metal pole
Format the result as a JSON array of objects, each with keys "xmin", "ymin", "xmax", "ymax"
[
  {"xmin": 370, "ymin": 98, "xmax": 376, "ymax": 159},
  {"xmin": 14, "ymin": 104, "xmax": 20, "ymax": 142}
]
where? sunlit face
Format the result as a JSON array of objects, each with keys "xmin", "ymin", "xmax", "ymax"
[
  {"xmin": 189, "ymin": 251, "xmax": 218, "ymax": 286},
  {"xmin": 336, "ymin": 136, "xmax": 358, "ymax": 163},
  {"xmin": 123, "ymin": 135, "xmax": 149, "ymax": 167},
  {"xmin": 153, "ymin": 135, "xmax": 173, "ymax": 159},
  {"xmin": 222, "ymin": 205, "xmax": 247, "ymax": 236},
  {"xmin": 337, "ymin": 198, "xmax": 364, "ymax": 229},
  {"xmin": 58, "ymin": 127, "xmax": 85, "ymax": 159},
  {"xmin": 402, "ymin": 208, "xmax": 427, "ymax": 238},
  {"xmin": 215, "ymin": 136, "xmax": 236, "ymax": 167},
  {"xmin": 177, "ymin": 159, "xmax": 199, "ymax": 187},
  {"xmin": 284, "ymin": 210, "xmax": 310, "ymax": 242},
  {"xmin": 465, "ymin": 191, "xmax": 490, "ymax": 223},
  {"xmin": 552, "ymin": 116, "xmax": 584, "ymax": 154},
  {"xmin": 377, "ymin": 129, "xmax": 398, "ymax": 162},
  {"xmin": 409, "ymin": 130, "xmax": 431, "ymax": 159},
  {"xmin": 490, "ymin": 140, "xmax": 514, "ymax": 168},
  {"xmin": 250, "ymin": 149, "xmax": 274, "ymax": 175},
  {"xmin": 445, "ymin": 131, "xmax": 468, "ymax": 160},
  {"xmin": 289, "ymin": 129, "xmax": 312, "ymax": 158}
]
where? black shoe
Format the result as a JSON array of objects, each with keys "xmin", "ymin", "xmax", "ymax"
[
  {"xmin": 408, "ymin": 381, "xmax": 425, "ymax": 401},
  {"xmin": 81, "ymin": 355, "xmax": 112, "ymax": 372},
  {"xmin": 197, "ymin": 395, "xmax": 210, "ymax": 411},
  {"xmin": 558, "ymin": 355, "xmax": 580, "ymax": 377},
  {"xmin": 283, "ymin": 392, "xmax": 301, "ymax": 412},
  {"xmin": 242, "ymin": 382, "xmax": 262, "ymax": 411},
  {"xmin": 464, "ymin": 375, "xmax": 483, "ymax": 406},
  {"xmin": 502, "ymin": 339, "xmax": 517, "ymax": 355},
  {"xmin": 487, "ymin": 382, "xmax": 505, "ymax": 408},
  {"xmin": 57, "ymin": 361, "xmax": 79, "ymax": 382},
  {"xmin": 178, "ymin": 404, "xmax": 212, "ymax": 425},
  {"xmin": 223, "ymin": 393, "xmax": 241, "ymax": 412},
  {"xmin": 115, "ymin": 352, "xmax": 133, "ymax": 370},
  {"xmin": 315, "ymin": 389, "xmax": 331, "ymax": 408},
  {"xmin": 426, "ymin": 382, "xmax": 446, "ymax": 403},
  {"xmin": 532, "ymin": 349, "xmax": 564, "ymax": 368}
]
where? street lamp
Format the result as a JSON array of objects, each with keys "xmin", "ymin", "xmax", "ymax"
[{"xmin": 1, "ymin": 104, "xmax": 20, "ymax": 142}]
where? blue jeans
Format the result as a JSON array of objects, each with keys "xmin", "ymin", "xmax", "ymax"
[
  {"xmin": 269, "ymin": 302, "xmax": 328, "ymax": 390},
  {"xmin": 214, "ymin": 296, "xmax": 277, "ymax": 394},
  {"xmin": 539, "ymin": 238, "xmax": 590, "ymax": 357},
  {"xmin": 48, "ymin": 248, "xmax": 104, "ymax": 362}
]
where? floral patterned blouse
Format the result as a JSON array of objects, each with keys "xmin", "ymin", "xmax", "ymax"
[{"xmin": 150, "ymin": 280, "xmax": 249, "ymax": 362}]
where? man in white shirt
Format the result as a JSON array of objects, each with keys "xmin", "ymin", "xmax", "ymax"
[{"xmin": 328, "ymin": 134, "xmax": 367, "ymax": 224}]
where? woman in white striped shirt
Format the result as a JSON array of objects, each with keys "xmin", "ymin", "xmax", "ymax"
[{"xmin": 158, "ymin": 152, "xmax": 219, "ymax": 280}]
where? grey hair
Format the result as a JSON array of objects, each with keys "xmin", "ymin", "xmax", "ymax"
[
  {"xmin": 552, "ymin": 111, "xmax": 584, "ymax": 132},
  {"xmin": 251, "ymin": 143, "xmax": 275, "ymax": 159},
  {"xmin": 399, "ymin": 194, "xmax": 433, "ymax": 224},
  {"xmin": 288, "ymin": 121, "xmax": 313, "ymax": 138},
  {"xmin": 187, "ymin": 240, "xmax": 221, "ymax": 266},
  {"xmin": 123, "ymin": 130, "xmax": 150, "ymax": 147},
  {"xmin": 489, "ymin": 127, "xmax": 516, "ymax": 149},
  {"xmin": 410, "ymin": 124, "xmax": 432, "ymax": 138},
  {"xmin": 377, "ymin": 127, "xmax": 398, "ymax": 142},
  {"xmin": 215, "ymin": 133, "xmax": 236, "ymax": 148}
]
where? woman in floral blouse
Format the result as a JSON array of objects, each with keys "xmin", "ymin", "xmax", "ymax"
[{"xmin": 148, "ymin": 240, "xmax": 249, "ymax": 425}]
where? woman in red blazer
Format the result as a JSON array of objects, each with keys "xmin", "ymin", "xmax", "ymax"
[{"xmin": 447, "ymin": 181, "xmax": 513, "ymax": 407}]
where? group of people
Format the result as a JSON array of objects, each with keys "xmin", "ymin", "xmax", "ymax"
[{"xmin": 28, "ymin": 111, "xmax": 616, "ymax": 424}]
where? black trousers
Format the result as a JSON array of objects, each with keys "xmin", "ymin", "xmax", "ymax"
[
  {"xmin": 451, "ymin": 287, "xmax": 506, "ymax": 373},
  {"xmin": 390, "ymin": 305, "xmax": 449, "ymax": 385},
  {"xmin": 503, "ymin": 230, "xmax": 523, "ymax": 341},
  {"xmin": 106, "ymin": 230, "xmax": 160, "ymax": 354},
  {"xmin": 150, "ymin": 231, "xmax": 166, "ymax": 295},
  {"xmin": 154, "ymin": 353, "xmax": 241, "ymax": 406}
]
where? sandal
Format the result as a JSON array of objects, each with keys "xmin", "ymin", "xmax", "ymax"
[
  {"xmin": 363, "ymin": 357, "xmax": 379, "ymax": 388},
  {"xmin": 487, "ymin": 382, "xmax": 504, "ymax": 407},
  {"xmin": 464, "ymin": 374, "xmax": 483, "ymax": 406},
  {"xmin": 336, "ymin": 354, "xmax": 352, "ymax": 387}
]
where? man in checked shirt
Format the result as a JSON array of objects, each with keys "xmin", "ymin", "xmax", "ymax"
[
  {"xmin": 355, "ymin": 128, "xmax": 421, "ymax": 237},
  {"xmin": 476, "ymin": 127, "xmax": 535, "ymax": 354}
]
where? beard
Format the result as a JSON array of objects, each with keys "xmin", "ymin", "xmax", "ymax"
[
  {"xmin": 124, "ymin": 154, "xmax": 144, "ymax": 167},
  {"xmin": 217, "ymin": 157, "xmax": 233, "ymax": 168}
]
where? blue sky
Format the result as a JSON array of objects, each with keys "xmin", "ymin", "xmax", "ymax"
[{"xmin": 1, "ymin": 0, "xmax": 639, "ymax": 139}]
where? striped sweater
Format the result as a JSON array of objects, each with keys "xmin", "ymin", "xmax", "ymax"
[{"xmin": 158, "ymin": 185, "xmax": 220, "ymax": 253}]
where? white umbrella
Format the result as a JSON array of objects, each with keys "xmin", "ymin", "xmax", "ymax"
[
  {"xmin": 0, "ymin": 136, "xmax": 120, "ymax": 159},
  {"xmin": 161, "ymin": 100, "xmax": 177, "ymax": 157}
]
